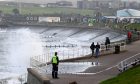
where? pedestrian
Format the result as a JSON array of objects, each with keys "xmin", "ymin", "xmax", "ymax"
[
  {"xmin": 105, "ymin": 37, "xmax": 110, "ymax": 50},
  {"xmin": 95, "ymin": 42, "xmax": 100, "ymax": 58},
  {"xmin": 127, "ymin": 31, "xmax": 132, "ymax": 43},
  {"xmin": 90, "ymin": 42, "xmax": 96, "ymax": 57},
  {"xmin": 52, "ymin": 52, "xmax": 59, "ymax": 79}
]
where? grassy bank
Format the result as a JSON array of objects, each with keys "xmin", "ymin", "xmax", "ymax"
[
  {"xmin": 0, "ymin": 5, "xmax": 94, "ymax": 16},
  {"xmin": 127, "ymin": 23, "xmax": 140, "ymax": 31},
  {"xmin": 100, "ymin": 65, "xmax": 140, "ymax": 84}
]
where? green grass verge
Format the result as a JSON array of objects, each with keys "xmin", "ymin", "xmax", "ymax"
[
  {"xmin": 100, "ymin": 65, "xmax": 140, "ymax": 84},
  {"xmin": 127, "ymin": 23, "xmax": 140, "ymax": 31},
  {"xmin": 0, "ymin": 6, "xmax": 14, "ymax": 14},
  {"xmin": 0, "ymin": 5, "xmax": 94, "ymax": 16}
]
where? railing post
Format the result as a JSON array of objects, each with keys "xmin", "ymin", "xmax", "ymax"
[
  {"xmin": 68, "ymin": 50, "xmax": 69, "ymax": 59},
  {"xmin": 73, "ymin": 49, "xmax": 74, "ymax": 58},
  {"xmin": 63, "ymin": 50, "xmax": 64, "ymax": 60},
  {"xmin": 120, "ymin": 61, "xmax": 124, "ymax": 72}
]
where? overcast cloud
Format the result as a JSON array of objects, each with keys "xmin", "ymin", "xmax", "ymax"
[{"xmin": 0, "ymin": 0, "xmax": 140, "ymax": 4}]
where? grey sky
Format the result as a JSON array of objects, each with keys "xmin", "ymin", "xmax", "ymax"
[
  {"xmin": 0, "ymin": 0, "xmax": 78, "ymax": 3},
  {"xmin": 0, "ymin": 0, "xmax": 140, "ymax": 4}
]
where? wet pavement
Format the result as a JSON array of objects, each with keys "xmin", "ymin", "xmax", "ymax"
[{"xmin": 43, "ymin": 40, "xmax": 140, "ymax": 84}]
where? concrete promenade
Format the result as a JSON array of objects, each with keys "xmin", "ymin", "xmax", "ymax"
[{"xmin": 46, "ymin": 40, "xmax": 140, "ymax": 84}]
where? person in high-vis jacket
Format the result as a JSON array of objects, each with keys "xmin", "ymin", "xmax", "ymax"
[{"xmin": 52, "ymin": 52, "xmax": 59, "ymax": 79}]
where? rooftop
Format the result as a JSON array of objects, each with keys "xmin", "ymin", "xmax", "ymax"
[{"xmin": 117, "ymin": 9, "xmax": 140, "ymax": 17}]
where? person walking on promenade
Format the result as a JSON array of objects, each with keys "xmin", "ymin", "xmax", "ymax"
[
  {"xmin": 95, "ymin": 42, "xmax": 100, "ymax": 58},
  {"xmin": 127, "ymin": 31, "xmax": 132, "ymax": 43},
  {"xmin": 52, "ymin": 52, "xmax": 59, "ymax": 79},
  {"xmin": 105, "ymin": 37, "xmax": 110, "ymax": 50},
  {"xmin": 90, "ymin": 42, "xmax": 96, "ymax": 57}
]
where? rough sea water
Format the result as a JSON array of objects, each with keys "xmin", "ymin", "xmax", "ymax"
[{"xmin": 0, "ymin": 27, "xmax": 44, "ymax": 83}]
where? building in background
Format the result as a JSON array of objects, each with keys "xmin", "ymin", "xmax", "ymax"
[
  {"xmin": 103, "ymin": 9, "xmax": 140, "ymax": 24},
  {"xmin": 39, "ymin": 16, "xmax": 60, "ymax": 23},
  {"xmin": 117, "ymin": 9, "xmax": 140, "ymax": 17},
  {"xmin": 46, "ymin": 1, "xmax": 73, "ymax": 8},
  {"xmin": 77, "ymin": 0, "xmax": 140, "ymax": 10},
  {"xmin": 77, "ymin": 0, "xmax": 121, "ymax": 9},
  {"xmin": 56, "ymin": 1, "xmax": 72, "ymax": 7}
]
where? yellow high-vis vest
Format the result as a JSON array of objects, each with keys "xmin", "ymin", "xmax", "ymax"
[{"xmin": 52, "ymin": 55, "xmax": 57, "ymax": 64}]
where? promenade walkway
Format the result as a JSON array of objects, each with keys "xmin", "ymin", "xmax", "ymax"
[{"xmin": 46, "ymin": 40, "xmax": 140, "ymax": 84}]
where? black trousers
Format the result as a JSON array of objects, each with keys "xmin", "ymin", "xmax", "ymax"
[
  {"xmin": 128, "ymin": 38, "xmax": 131, "ymax": 43},
  {"xmin": 52, "ymin": 64, "xmax": 58, "ymax": 78},
  {"xmin": 92, "ymin": 50, "xmax": 94, "ymax": 56}
]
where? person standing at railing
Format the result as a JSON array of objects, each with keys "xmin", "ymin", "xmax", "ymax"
[
  {"xmin": 90, "ymin": 42, "xmax": 96, "ymax": 57},
  {"xmin": 95, "ymin": 42, "xmax": 100, "ymax": 58},
  {"xmin": 105, "ymin": 37, "xmax": 110, "ymax": 50},
  {"xmin": 51, "ymin": 52, "xmax": 59, "ymax": 79}
]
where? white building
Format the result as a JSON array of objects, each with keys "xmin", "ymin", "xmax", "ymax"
[{"xmin": 39, "ymin": 17, "xmax": 60, "ymax": 23}]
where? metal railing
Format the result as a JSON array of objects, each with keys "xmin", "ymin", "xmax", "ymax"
[
  {"xmin": 30, "ymin": 41, "xmax": 126, "ymax": 67},
  {"xmin": 30, "ymin": 47, "xmax": 91, "ymax": 67},
  {"xmin": 117, "ymin": 53, "xmax": 140, "ymax": 72}
]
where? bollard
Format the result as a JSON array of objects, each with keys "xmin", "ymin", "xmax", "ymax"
[{"xmin": 114, "ymin": 45, "xmax": 120, "ymax": 54}]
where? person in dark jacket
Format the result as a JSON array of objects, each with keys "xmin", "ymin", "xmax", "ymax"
[
  {"xmin": 52, "ymin": 52, "xmax": 59, "ymax": 79},
  {"xmin": 95, "ymin": 42, "xmax": 100, "ymax": 58},
  {"xmin": 90, "ymin": 42, "xmax": 96, "ymax": 57},
  {"xmin": 105, "ymin": 37, "xmax": 110, "ymax": 50}
]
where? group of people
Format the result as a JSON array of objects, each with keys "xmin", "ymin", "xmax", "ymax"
[
  {"xmin": 90, "ymin": 42, "xmax": 100, "ymax": 58},
  {"xmin": 51, "ymin": 37, "xmax": 111, "ymax": 79},
  {"xmin": 90, "ymin": 37, "xmax": 111, "ymax": 58}
]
